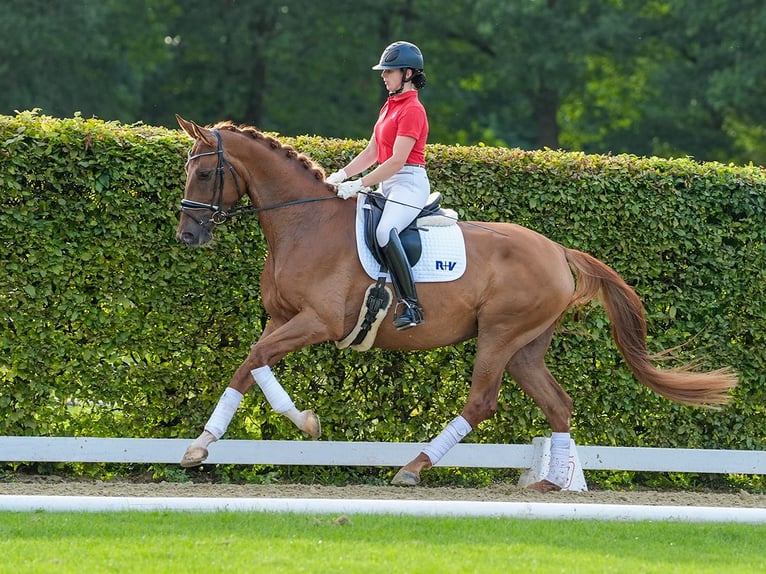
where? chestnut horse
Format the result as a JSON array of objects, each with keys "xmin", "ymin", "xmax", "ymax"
[{"xmin": 174, "ymin": 115, "xmax": 737, "ymax": 492}]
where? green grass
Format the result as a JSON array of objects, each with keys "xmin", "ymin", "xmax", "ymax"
[{"xmin": 0, "ymin": 511, "xmax": 764, "ymax": 573}]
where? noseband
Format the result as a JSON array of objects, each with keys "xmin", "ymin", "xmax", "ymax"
[{"xmin": 181, "ymin": 130, "xmax": 336, "ymax": 226}]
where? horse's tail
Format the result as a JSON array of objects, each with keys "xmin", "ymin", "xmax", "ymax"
[{"xmin": 564, "ymin": 248, "xmax": 737, "ymax": 407}]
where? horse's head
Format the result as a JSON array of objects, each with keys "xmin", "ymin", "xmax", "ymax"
[{"xmin": 175, "ymin": 114, "xmax": 244, "ymax": 246}]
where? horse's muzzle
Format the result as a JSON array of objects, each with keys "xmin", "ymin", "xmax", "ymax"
[{"xmin": 176, "ymin": 224, "xmax": 212, "ymax": 247}]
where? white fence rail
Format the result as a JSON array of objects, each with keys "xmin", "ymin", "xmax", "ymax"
[{"xmin": 1, "ymin": 437, "xmax": 764, "ymax": 475}]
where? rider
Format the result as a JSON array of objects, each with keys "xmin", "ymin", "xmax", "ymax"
[{"xmin": 328, "ymin": 41, "xmax": 430, "ymax": 331}]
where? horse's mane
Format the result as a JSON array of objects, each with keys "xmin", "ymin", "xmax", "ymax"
[{"xmin": 212, "ymin": 121, "xmax": 327, "ymax": 182}]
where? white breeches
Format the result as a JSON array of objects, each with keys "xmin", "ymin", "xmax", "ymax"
[{"xmin": 376, "ymin": 165, "xmax": 430, "ymax": 247}]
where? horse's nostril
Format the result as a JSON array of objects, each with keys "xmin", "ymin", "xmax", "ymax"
[{"xmin": 180, "ymin": 231, "xmax": 196, "ymax": 245}]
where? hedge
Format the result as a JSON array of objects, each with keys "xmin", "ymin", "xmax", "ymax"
[{"xmin": 1, "ymin": 111, "xmax": 764, "ymax": 461}]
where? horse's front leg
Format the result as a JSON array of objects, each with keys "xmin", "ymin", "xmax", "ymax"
[
  {"xmin": 180, "ymin": 365, "xmax": 321, "ymax": 468},
  {"xmin": 180, "ymin": 312, "xmax": 332, "ymax": 468},
  {"xmin": 249, "ymin": 364, "xmax": 322, "ymax": 437}
]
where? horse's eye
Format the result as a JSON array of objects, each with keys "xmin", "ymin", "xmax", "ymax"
[{"xmin": 197, "ymin": 169, "xmax": 213, "ymax": 181}]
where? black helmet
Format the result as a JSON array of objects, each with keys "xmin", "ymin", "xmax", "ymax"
[{"xmin": 372, "ymin": 41, "xmax": 424, "ymax": 71}]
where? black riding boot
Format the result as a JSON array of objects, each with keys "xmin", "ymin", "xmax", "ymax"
[{"xmin": 382, "ymin": 229, "xmax": 424, "ymax": 331}]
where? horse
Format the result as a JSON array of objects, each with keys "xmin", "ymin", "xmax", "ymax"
[{"xmin": 174, "ymin": 115, "xmax": 737, "ymax": 492}]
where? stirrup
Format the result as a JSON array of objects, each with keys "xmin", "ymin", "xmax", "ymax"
[{"xmin": 393, "ymin": 301, "xmax": 424, "ymax": 331}]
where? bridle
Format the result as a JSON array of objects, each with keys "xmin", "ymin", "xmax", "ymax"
[
  {"xmin": 181, "ymin": 130, "xmax": 244, "ymax": 226},
  {"xmin": 181, "ymin": 129, "xmax": 335, "ymax": 226}
]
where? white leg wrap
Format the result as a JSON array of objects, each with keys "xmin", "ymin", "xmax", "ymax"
[
  {"xmin": 545, "ymin": 432, "xmax": 571, "ymax": 487},
  {"xmin": 251, "ymin": 365, "xmax": 295, "ymax": 413},
  {"xmin": 421, "ymin": 415, "xmax": 473, "ymax": 465},
  {"xmin": 204, "ymin": 387, "xmax": 244, "ymax": 440}
]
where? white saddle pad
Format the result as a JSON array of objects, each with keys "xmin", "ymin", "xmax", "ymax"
[{"xmin": 354, "ymin": 194, "xmax": 467, "ymax": 282}]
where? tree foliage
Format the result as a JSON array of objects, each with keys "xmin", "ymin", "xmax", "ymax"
[{"xmin": 1, "ymin": 0, "xmax": 766, "ymax": 163}]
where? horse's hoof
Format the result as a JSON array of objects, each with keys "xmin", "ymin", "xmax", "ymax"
[
  {"xmin": 526, "ymin": 479, "xmax": 562, "ymax": 493},
  {"xmin": 180, "ymin": 446, "xmax": 208, "ymax": 468},
  {"xmin": 301, "ymin": 410, "xmax": 321, "ymax": 438},
  {"xmin": 391, "ymin": 469, "xmax": 421, "ymax": 486}
]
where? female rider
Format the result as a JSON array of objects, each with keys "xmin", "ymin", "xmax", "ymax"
[{"xmin": 328, "ymin": 41, "xmax": 429, "ymax": 331}]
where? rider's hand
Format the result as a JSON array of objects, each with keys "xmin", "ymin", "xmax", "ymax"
[
  {"xmin": 326, "ymin": 169, "xmax": 347, "ymax": 185},
  {"xmin": 336, "ymin": 179, "xmax": 364, "ymax": 200}
]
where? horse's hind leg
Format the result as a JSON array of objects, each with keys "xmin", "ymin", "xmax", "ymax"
[
  {"xmin": 391, "ymin": 330, "xmax": 513, "ymax": 486},
  {"xmin": 505, "ymin": 325, "xmax": 574, "ymax": 492}
]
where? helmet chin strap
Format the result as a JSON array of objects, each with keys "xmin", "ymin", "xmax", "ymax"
[{"xmin": 388, "ymin": 69, "xmax": 413, "ymax": 96}]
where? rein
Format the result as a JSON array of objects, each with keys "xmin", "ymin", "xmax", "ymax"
[{"xmin": 181, "ymin": 129, "xmax": 334, "ymax": 225}]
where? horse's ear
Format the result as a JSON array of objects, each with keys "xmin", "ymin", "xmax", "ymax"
[
  {"xmin": 175, "ymin": 114, "xmax": 217, "ymax": 147},
  {"xmin": 176, "ymin": 114, "xmax": 197, "ymax": 139}
]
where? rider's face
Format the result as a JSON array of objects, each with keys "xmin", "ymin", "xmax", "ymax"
[{"xmin": 381, "ymin": 68, "xmax": 405, "ymax": 92}]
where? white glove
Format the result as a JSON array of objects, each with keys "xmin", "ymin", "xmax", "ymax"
[
  {"xmin": 326, "ymin": 169, "xmax": 347, "ymax": 185},
  {"xmin": 336, "ymin": 179, "xmax": 365, "ymax": 200}
]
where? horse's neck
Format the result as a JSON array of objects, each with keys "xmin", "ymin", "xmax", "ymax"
[
  {"xmin": 247, "ymin": 166, "xmax": 347, "ymax": 254},
  {"xmin": 230, "ymin": 134, "xmax": 351, "ymax": 256}
]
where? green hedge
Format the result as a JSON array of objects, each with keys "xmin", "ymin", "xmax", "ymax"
[{"xmin": 1, "ymin": 111, "xmax": 764, "ymax": 459}]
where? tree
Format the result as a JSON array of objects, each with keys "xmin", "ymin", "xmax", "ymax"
[
  {"xmin": 428, "ymin": 0, "xmax": 647, "ymax": 150},
  {"xmin": 139, "ymin": 0, "xmax": 289, "ymax": 127},
  {"xmin": 644, "ymin": 0, "xmax": 766, "ymax": 163},
  {"xmin": 0, "ymin": 0, "xmax": 173, "ymax": 121},
  {"xmin": 261, "ymin": 0, "xmax": 432, "ymax": 139},
  {"xmin": 561, "ymin": 0, "xmax": 766, "ymax": 163},
  {"xmin": 2, "ymin": 0, "xmax": 765, "ymax": 163}
]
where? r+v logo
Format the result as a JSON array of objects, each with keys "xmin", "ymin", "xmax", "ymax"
[{"xmin": 435, "ymin": 260, "xmax": 458, "ymax": 271}]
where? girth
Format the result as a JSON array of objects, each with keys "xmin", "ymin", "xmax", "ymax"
[{"xmin": 362, "ymin": 191, "xmax": 443, "ymax": 266}]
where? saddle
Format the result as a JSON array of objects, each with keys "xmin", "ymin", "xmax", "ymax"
[
  {"xmin": 337, "ymin": 190, "xmax": 463, "ymax": 351},
  {"xmin": 362, "ymin": 191, "xmax": 444, "ymax": 267}
]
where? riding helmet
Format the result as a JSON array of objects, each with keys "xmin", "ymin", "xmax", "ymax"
[{"xmin": 372, "ymin": 41, "xmax": 424, "ymax": 71}]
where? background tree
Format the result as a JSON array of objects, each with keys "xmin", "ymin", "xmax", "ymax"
[
  {"xmin": 0, "ymin": 0, "xmax": 173, "ymax": 122},
  {"xmin": 644, "ymin": 0, "xmax": 766, "ymax": 164},
  {"xmin": 140, "ymin": 0, "xmax": 287, "ymax": 127},
  {"xmin": 1, "ymin": 0, "xmax": 766, "ymax": 163},
  {"xmin": 562, "ymin": 0, "xmax": 766, "ymax": 163},
  {"xmin": 422, "ymin": 0, "xmax": 646, "ymax": 149}
]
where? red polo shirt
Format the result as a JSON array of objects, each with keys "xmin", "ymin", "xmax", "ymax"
[{"xmin": 373, "ymin": 90, "xmax": 428, "ymax": 166}]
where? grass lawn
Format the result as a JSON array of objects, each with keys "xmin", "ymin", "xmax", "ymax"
[{"xmin": 0, "ymin": 511, "xmax": 764, "ymax": 573}]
